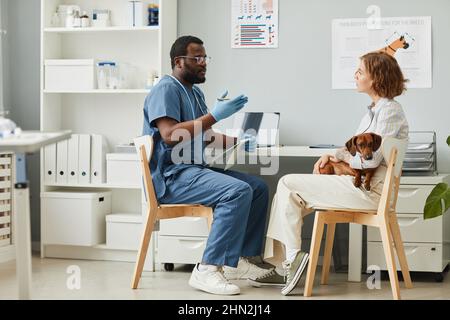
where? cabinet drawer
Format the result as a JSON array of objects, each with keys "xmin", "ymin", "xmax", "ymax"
[
  {"xmin": 396, "ymin": 185, "xmax": 434, "ymax": 213},
  {"xmin": 157, "ymin": 235, "xmax": 207, "ymax": 264},
  {"xmin": 159, "ymin": 217, "xmax": 209, "ymax": 237},
  {"xmin": 367, "ymin": 214, "xmax": 442, "ymax": 243},
  {"xmin": 367, "ymin": 242, "xmax": 444, "ymax": 272}
]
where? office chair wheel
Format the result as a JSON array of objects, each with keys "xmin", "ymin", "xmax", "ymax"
[
  {"xmin": 164, "ymin": 263, "xmax": 174, "ymax": 272},
  {"xmin": 434, "ymin": 272, "xmax": 444, "ymax": 283}
]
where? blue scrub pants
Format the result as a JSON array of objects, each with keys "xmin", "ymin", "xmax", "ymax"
[{"xmin": 159, "ymin": 166, "xmax": 269, "ymax": 268}]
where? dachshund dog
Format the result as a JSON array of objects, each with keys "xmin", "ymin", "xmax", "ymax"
[{"xmin": 319, "ymin": 133, "xmax": 382, "ymax": 190}]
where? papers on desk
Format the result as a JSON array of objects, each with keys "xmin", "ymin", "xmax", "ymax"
[
  {"xmin": 309, "ymin": 144, "xmax": 343, "ymax": 149},
  {"xmin": 207, "ymin": 139, "xmax": 249, "ymax": 170}
]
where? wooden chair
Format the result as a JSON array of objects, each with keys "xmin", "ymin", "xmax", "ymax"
[
  {"xmin": 131, "ymin": 135, "xmax": 213, "ymax": 289},
  {"xmin": 303, "ymin": 137, "xmax": 413, "ymax": 300}
]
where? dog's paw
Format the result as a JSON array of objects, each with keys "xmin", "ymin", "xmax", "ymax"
[
  {"xmin": 354, "ymin": 179, "xmax": 362, "ymax": 188},
  {"xmin": 364, "ymin": 183, "xmax": 371, "ymax": 191}
]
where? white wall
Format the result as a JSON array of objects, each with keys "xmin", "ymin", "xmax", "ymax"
[
  {"xmin": 5, "ymin": 0, "xmax": 450, "ymax": 246},
  {"xmin": 0, "ymin": 0, "xmax": 9, "ymax": 110},
  {"xmin": 178, "ymin": 0, "xmax": 450, "ymax": 172},
  {"xmin": 6, "ymin": 0, "xmax": 41, "ymax": 243}
]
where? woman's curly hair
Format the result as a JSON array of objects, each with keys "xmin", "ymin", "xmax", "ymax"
[{"xmin": 360, "ymin": 52, "xmax": 408, "ymax": 99}]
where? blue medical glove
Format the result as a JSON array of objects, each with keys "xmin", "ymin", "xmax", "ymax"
[
  {"xmin": 240, "ymin": 133, "xmax": 257, "ymax": 153},
  {"xmin": 210, "ymin": 92, "xmax": 248, "ymax": 122}
]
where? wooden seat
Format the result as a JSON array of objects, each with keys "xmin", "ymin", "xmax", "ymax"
[
  {"xmin": 303, "ymin": 137, "xmax": 413, "ymax": 300},
  {"xmin": 131, "ymin": 135, "xmax": 213, "ymax": 289}
]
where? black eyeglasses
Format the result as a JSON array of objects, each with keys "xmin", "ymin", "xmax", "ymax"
[{"xmin": 176, "ymin": 55, "xmax": 212, "ymax": 64}]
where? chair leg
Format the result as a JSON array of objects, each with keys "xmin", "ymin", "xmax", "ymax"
[
  {"xmin": 378, "ymin": 217, "xmax": 401, "ymax": 300},
  {"xmin": 131, "ymin": 207, "xmax": 158, "ymax": 289},
  {"xmin": 321, "ymin": 223, "xmax": 336, "ymax": 285},
  {"xmin": 304, "ymin": 212, "xmax": 325, "ymax": 297},
  {"xmin": 389, "ymin": 215, "xmax": 413, "ymax": 289}
]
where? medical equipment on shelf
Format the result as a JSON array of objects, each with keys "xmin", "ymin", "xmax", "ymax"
[
  {"xmin": 97, "ymin": 61, "xmax": 120, "ymax": 89},
  {"xmin": 92, "ymin": 9, "xmax": 111, "ymax": 28}
]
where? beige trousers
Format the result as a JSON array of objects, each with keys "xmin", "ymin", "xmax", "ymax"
[{"xmin": 264, "ymin": 166, "xmax": 386, "ymax": 268}]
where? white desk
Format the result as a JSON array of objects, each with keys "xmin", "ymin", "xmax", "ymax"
[{"xmin": 0, "ymin": 130, "xmax": 71, "ymax": 299}]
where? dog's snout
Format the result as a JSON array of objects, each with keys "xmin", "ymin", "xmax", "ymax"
[{"xmin": 365, "ymin": 155, "xmax": 373, "ymax": 160}]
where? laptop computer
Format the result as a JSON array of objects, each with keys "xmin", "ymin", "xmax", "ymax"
[{"xmin": 231, "ymin": 112, "xmax": 280, "ymax": 147}]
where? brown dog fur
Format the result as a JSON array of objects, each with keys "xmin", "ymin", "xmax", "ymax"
[{"xmin": 320, "ymin": 133, "xmax": 382, "ymax": 190}]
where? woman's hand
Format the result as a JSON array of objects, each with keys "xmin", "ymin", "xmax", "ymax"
[{"xmin": 313, "ymin": 154, "xmax": 331, "ymax": 174}]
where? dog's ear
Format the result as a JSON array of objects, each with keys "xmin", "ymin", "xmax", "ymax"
[
  {"xmin": 345, "ymin": 136, "xmax": 357, "ymax": 156},
  {"xmin": 371, "ymin": 133, "xmax": 382, "ymax": 151}
]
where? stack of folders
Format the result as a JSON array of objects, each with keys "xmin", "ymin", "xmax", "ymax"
[{"xmin": 44, "ymin": 134, "xmax": 108, "ymax": 185}]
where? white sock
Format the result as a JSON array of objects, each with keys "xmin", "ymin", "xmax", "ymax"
[
  {"xmin": 198, "ymin": 264, "xmax": 218, "ymax": 272},
  {"xmin": 286, "ymin": 248, "xmax": 300, "ymax": 263}
]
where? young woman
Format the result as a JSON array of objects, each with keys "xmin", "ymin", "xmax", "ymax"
[{"xmin": 257, "ymin": 52, "xmax": 409, "ymax": 295}]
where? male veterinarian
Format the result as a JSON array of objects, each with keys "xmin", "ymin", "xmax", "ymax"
[{"xmin": 142, "ymin": 35, "xmax": 272, "ymax": 295}]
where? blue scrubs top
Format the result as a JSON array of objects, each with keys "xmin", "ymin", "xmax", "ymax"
[{"xmin": 142, "ymin": 75, "xmax": 210, "ymax": 199}]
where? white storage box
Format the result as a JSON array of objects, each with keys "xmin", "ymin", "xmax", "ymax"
[
  {"xmin": 42, "ymin": 190, "xmax": 111, "ymax": 246},
  {"xmin": 45, "ymin": 59, "xmax": 95, "ymax": 91},
  {"xmin": 106, "ymin": 213, "xmax": 143, "ymax": 250},
  {"xmin": 106, "ymin": 153, "xmax": 141, "ymax": 186}
]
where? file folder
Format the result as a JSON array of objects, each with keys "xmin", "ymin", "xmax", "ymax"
[
  {"xmin": 78, "ymin": 134, "xmax": 91, "ymax": 184},
  {"xmin": 67, "ymin": 134, "xmax": 79, "ymax": 184},
  {"xmin": 44, "ymin": 144, "xmax": 57, "ymax": 184},
  {"xmin": 91, "ymin": 134, "xmax": 108, "ymax": 184},
  {"xmin": 56, "ymin": 140, "xmax": 68, "ymax": 184}
]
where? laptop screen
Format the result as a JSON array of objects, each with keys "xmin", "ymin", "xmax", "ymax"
[{"xmin": 232, "ymin": 112, "xmax": 280, "ymax": 147}]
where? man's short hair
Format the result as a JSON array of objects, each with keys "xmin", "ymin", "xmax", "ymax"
[{"xmin": 170, "ymin": 36, "xmax": 204, "ymax": 69}]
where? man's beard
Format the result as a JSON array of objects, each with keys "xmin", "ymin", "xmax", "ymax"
[{"xmin": 181, "ymin": 66, "xmax": 206, "ymax": 84}]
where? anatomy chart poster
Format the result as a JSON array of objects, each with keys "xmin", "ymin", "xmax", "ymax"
[
  {"xmin": 332, "ymin": 17, "xmax": 432, "ymax": 89},
  {"xmin": 232, "ymin": 0, "xmax": 279, "ymax": 48}
]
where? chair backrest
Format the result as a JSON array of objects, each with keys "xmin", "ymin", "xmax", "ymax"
[
  {"xmin": 377, "ymin": 137, "xmax": 408, "ymax": 217},
  {"xmin": 133, "ymin": 135, "xmax": 158, "ymax": 211}
]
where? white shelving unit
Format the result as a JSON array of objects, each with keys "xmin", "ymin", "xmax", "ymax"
[{"xmin": 40, "ymin": 0, "xmax": 177, "ymax": 266}]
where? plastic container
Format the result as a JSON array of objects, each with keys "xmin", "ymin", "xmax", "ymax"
[
  {"xmin": 96, "ymin": 61, "xmax": 120, "ymax": 89},
  {"xmin": 148, "ymin": 4, "xmax": 159, "ymax": 26}
]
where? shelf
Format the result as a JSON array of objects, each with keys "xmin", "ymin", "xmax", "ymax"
[
  {"xmin": 43, "ymin": 89, "xmax": 151, "ymax": 94},
  {"xmin": 44, "ymin": 183, "xmax": 141, "ymax": 190},
  {"xmin": 44, "ymin": 26, "xmax": 160, "ymax": 33}
]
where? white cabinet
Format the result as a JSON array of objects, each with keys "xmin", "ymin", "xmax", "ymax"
[
  {"xmin": 367, "ymin": 174, "xmax": 450, "ymax": 281},
  {"xmin": 156, "ymin": 217, "xmax": 210, "ymax": 269},
  {"xmin": 40, "ymin": 0, "xmax": 177, "ymax": 266}
]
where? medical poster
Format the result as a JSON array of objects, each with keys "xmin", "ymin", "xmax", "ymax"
[
  {"xmin": 332, "ymin": 16, "xmax": 432, "ymax": 89},
  {"xmin": 231, "ymin": 0, "xmax": 278, "ymax": 48}
]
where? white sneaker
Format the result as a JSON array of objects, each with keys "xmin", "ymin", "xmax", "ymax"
[
  {"xmin": 189, "ymin": 264, "xmax": 240, "ymax": 295},
  {"xmin": 223, "ymin": 257, "xmax": 274, "ymax": 280}
]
